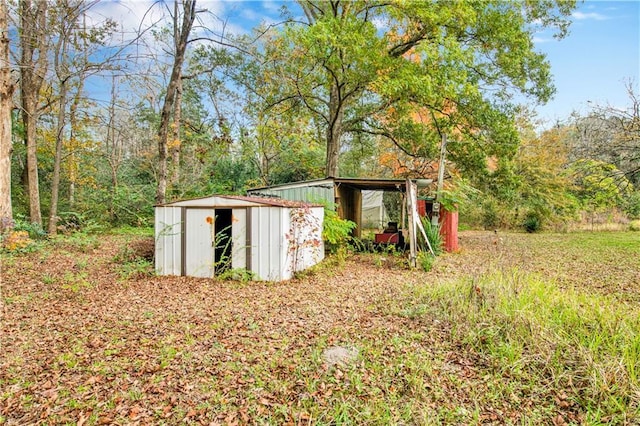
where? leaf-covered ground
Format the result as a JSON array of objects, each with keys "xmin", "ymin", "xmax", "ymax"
[{"xmin": 1, "ymin": 231, "xmax": 638, "ymax": 425}]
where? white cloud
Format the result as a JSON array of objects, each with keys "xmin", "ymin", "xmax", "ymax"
[
  {"xmin": 533, "ymin": 36, "xmax": 552, "ymax": 44},
  {"xmin": 88, "ymin": 1, "xmax": 160, "ymax": 34},
  {"xmin": 572, "ymin": 11, "xmax": 609, "ymax": 21},
  {"xmin": 261, "ymin": 0, "xmax": 284, "ymax": 14},
  {"xmin": 371, "ymin": 16, "xmax": 386, "ymax": 31}
]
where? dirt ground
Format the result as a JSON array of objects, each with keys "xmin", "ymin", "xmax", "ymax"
[{"xmin": 1, "ymin": 231, "xmax": 638, "ymax": 424}]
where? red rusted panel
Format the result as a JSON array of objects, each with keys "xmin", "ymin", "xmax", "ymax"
[
  {"xmin": 439, "ymin": 209, "xmax": 459, "ymax": 252},
  {"xmin": 417, "ymin": 199, "xmax": 427, "ymax": 217},
  {"xmin": 375, "ymin": 232, "xmax": 401, "ymax": 244}
]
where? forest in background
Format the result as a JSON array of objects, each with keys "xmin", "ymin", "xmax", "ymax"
[{"xmin": 0, "ymin": 0, "xmax": 638, "ymax": 240}]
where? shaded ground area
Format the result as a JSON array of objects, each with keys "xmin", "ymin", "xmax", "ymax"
[{"xmin": 1, "ymin": 231, "xmax": 638, "ymax": 424}]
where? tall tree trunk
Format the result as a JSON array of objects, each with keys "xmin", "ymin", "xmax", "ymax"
[
  {"xmin": 106, "ymin": 76, "xmax": 119, "ymax": 222},
  {"xmin": 169, "ymin": 76, "xmax": 183, "ymax": 190},
  {"xmin": 48, "ymin": 81, "xmax": 66, "ymax": 234},
  {"xmin": 0, "ymin": 1, "xmax": 13, "ymax": 230},
  {"xmin": 325, "ymin": 81, "xmax": 343, "ymax": 177},
  {"xmin": 48, "ymin": 22, "xmax": 69, "ymax": 235},
  {"xmin": 19, "ymin": 0, "xmax": 48, "ymax": 226},
  {"xmin": 68, "ymin": 79, "xmax": 83, "ymax": 208},
  {"xmin": 156, "ymin": 0, "xmax": 196, "ymax": 204}
]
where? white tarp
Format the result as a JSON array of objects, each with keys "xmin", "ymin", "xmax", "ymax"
[{"xmin": 361, "ymin": 190, "xmax": 388, "ymax": 229}]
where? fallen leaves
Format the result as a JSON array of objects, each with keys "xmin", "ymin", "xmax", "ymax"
[{"xmin": 1, "ymin": 232, "xmax": 637, "ymax": 423}]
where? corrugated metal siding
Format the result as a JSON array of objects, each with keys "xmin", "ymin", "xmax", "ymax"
[
  {"xmin": 154, "ymin": 206, "xmax": 182, "ymax": 275},
  {"xmin": 250, "ymin": 206, "xmax": 285, "ymax": 281},
  {"xmin": 184, "ymin": 208, "xmax": 216, "ymax": 278},
  {"xmin": 231, "ymin": 208, "xmax": 247, "ymax": 270},
  {"xmin": 249, "ymin": 186, "xmax": 333, "ymax": 206}
]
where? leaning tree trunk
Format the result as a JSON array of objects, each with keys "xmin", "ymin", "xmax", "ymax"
[
  {"xmin": 156, "ymin": 0, "xmax": 196, "ymax": 205},
  {"xmin": 0, "ymin": 0, "xmax": 13, "ymax": 230},
  {"xmin": 324, "ymin": 81, "xmax": 343, "ymax": 178}
]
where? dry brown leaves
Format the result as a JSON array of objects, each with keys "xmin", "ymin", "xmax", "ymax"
[{"xmin": 1, "ymin": 231, "xmax": 637, "ymax": 424}]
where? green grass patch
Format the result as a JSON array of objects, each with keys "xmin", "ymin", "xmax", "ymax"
[
  {"xmin": 403, "ymin": 269, "xmax": 640, "ymax": 424},
  {"xmin": 110, "ymin": 226, "xmax": 155, "ymax": 237}
]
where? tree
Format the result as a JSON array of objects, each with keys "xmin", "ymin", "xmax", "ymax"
[
  {"xmin": 257, "ymin": 0, "xmax": 575, "ymax": 178},
  {"xmin": 570, "ymin": 159, "xmax": 631, "ymax": 221},
  {"xmin": 156, "ymin": 0, "xmax": 196, "ymax": 205},
  {"xmin": 511, "ymin": 120, "xmax": 578, "ymax": 227},
  {"xmin": 569, "ymin": 81, "xmax": 640, "ymax": 187},
  {"xmin": 0, "ymin": 0, "xmax": 12, "ymax": 230},
  {"xmin": 18, "ymin": 0, "xmax": 49, "ymax": 226},
  {"xmin": 47, "ymin": 0, "xmax": 116, "ymax": 234}
]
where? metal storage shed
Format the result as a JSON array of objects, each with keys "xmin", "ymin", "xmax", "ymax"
[
  {"xmin": 248, "ymin": 177, "xmax": 432, "ymax": 237},
  {"xmin": 155, "ymin": 195, "xmax": 324, "ymax": 281}
]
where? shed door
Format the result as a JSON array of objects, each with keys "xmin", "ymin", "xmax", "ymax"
[{"xmin": 185, "ymin": 208, "xmax": 215, "ymax": 278}]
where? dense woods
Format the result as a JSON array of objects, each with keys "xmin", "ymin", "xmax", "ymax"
[{"xmin": 0, "ymin": 0, "xmax": 638, "ymax": 235}]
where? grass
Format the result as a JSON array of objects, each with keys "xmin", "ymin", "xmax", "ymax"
[
  {"xmin": 402, "ymin": 269, "xmax": 640, "ymax": 424},
  {"xmin": 0, "ymin": 230, "xmax": 638, "ymax": 424}
]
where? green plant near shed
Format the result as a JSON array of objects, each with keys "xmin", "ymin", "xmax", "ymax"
[{"xmin": 322, "ymin": 205, "xmax": 356, "ymax": 252}]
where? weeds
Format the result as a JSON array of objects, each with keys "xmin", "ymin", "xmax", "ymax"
[
  {"xmin": 404, "ymin": 269, "xmax": 640, "ymax": 423},
  {"xmin": 417, "ymin": 251, "xmax": 436, "ymax": 272},
  {"xmin": 113, "ymin": 237, "xmax": 155, "ymax": 280},
  {"xmin": 117, "ymin": 258, "xmax": 154, "ymax": 280},
  {"xmin": 419, "ymin": 217, "xmax": 443, "ymax": 256},
  {"xmin": 217, "ymin": 268, "xmax": 257, "ymax": 282},
  {"xmin": 56, "ymin": 232, "xmax": 100, "ymax": 253}
]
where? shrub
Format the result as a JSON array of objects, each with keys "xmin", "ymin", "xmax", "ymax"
[
  {"xmin": 13, "ymin": 215, "xmax": 47, "ymax": 240},
  {"xmin": 629, "ymin": 220, "xmax": 640, "ymax": 232},
  {"xmin": 322, "ymin": 205, "xmax": 356, "ymax": 252},
  {"xmin": 2, "ymin": 230, "xmax": 32, "ymax": 252},
  {"xmin": 56, "ymin": 212, "xmax": 105, "ymax": 235},
  {"xmin": 523, "ymin": 212, "xmax": 542, "ymax": 233},
  {"xmin": 114, "ymin": 237, "xmax": 156, "ymax": 280}
]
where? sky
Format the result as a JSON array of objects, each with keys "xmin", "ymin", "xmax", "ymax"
[
  {"xmin": 532, "ymin": 0, "xmax": 640, "ymax": 127},
  {"xmin": 91, "ymin": 0, "xmax": 639, "ymax": 128}
]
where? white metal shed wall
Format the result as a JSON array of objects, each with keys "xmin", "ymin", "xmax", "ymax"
[
  {"xmin": 155, "ymin": 198, "xmax": 324, "ymax": 281},
  {"xmin": 184, "ymin": 208, "xmax": 216, "ymax": 278},
  {"xmin": 155, "ymin": 206, "xmax": 182, "ymax": 275},
  {"xmin": 249, "ymin": 206, "xmax": 288, "ymax": 281},
  {"xmin": 285, "ymin": 206, "xmax": 324, "ymax": 276}
]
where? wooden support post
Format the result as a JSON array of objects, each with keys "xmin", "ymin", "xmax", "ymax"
[
  {"xmin": 406, "ymin": 179, "xmax": 417, "ymax": 268},
  {"xmin": 432, "ymin": 134, "xmax": 448, "ymax": 227}
]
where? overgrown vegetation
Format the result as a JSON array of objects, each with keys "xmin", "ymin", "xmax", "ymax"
[
  {"xmin": 403, "ymin": 270, "xmax": 639, "ymax": 424},
  {"xmin": 322, "ymin": 205, "xmax": 356, "ymax": 253},
  {"xmin": 1, "ymin": 231, "xmax": 638, "ymax": 424}
]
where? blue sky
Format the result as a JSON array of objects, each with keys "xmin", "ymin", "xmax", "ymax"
[
  {"xmin": 533, "ymin": 0, "xmax": 640, "ymax": 126},
  {"xmin": 94, "ymin": 0, "xmax": 639, "ymax": 128}
]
